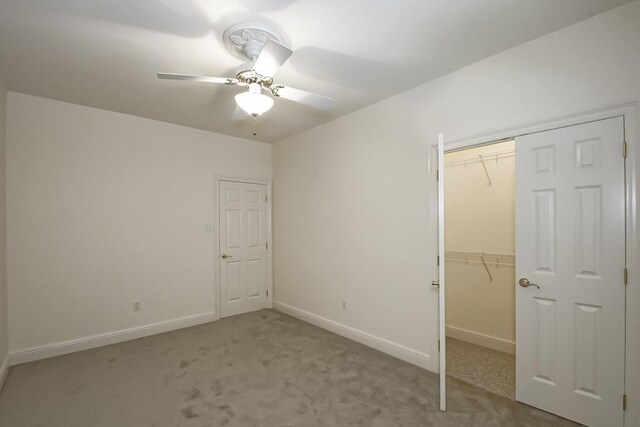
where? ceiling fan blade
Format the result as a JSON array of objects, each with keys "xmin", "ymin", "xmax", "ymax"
[
  {"xmin": 252, "ymin": 39, "xmax": 293, "ymax": 77},
  {"xmin": 271, "ymin": 85, "xmax": 333, "ymax": 111},
  {"xmin": 157, "ymin": 73, "xmax": 237, "ymax": 85}
]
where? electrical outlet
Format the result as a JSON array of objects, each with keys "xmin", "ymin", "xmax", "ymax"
[
  {"xmin": 342, "ymin": 300, "xmax": 347, "ymax": 310},
  {"xmin": 133, "ymin": 301, "xmax": 141, "ymax": 311}
]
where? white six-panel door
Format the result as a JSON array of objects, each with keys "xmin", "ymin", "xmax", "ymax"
[
  {"xmin": 219, "ymin": 180, "xmax": 268, "ymax": 318},
  {"xmin": 515, "ymin": 117, "xmax": 625, "ymax": 426}
]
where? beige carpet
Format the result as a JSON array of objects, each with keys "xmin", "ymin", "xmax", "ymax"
[
  {"xmin": 446, "ymin": 337, "xmax": 515, "ymax": 399},
  {"xmin": 0, "ymin": 310, "xmax": 575, "ymax": 426}
]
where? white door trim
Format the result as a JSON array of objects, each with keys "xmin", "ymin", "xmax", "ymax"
[
  {"xmin": 437, "ymin": 133, "xmax": 446, "ymax": 412},
  {"xmin": 436, "ymin": 102, "xmax": 638, "ymax": 426},
  {"xmin": 214, "ymin": 176, "xmax": 273, "ymax": 320}
]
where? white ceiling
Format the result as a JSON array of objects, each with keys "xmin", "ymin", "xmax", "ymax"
[{"xmin": 0, "ymin": 0, "xmax": 631, "ymax": 143}]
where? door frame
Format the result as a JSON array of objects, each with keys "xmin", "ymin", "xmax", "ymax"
[
  {"xmin": 214, "ymin": 176, "xmax": 274, "ymax": 320},
  {"xmin": 435, "ymin": 102, "xmax": 638, "ymax": 426}
]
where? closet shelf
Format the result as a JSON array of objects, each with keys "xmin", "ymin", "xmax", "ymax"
[
  {"xmin": 445, "ymin": 251, "xmax": 515, "ymax": 281},
  {"xmin": 444, "ymin": 148, "xmax": 514, "ymax": 168}
]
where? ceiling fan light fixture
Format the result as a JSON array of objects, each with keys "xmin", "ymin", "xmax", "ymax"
[
  {"xmin": 159, "ymin": 24, "xmax": 333, "ymax": 123},
  {"xmin": 235, "ymin": 83, "xmax": 274, "ymax": 116}
]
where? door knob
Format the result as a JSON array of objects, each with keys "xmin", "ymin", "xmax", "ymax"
[
  {"xmin": 519, "ymin": 278, "xmax": 540, "ymax": 289},
  {"xmin": 221, "ymin": 254, "xmax": 231, "ymax": 259}
]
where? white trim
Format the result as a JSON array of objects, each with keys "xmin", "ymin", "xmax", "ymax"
[
  {"xmin": 443, "ymin": 102, "xmax": 638, "ymax": 151},
  {"xmin": 437, "ymin": 133, "xmax": 447, "ymax": 412},
  {"xmin": 9, "ymin": 312, "xmax": 217, "ymax": 365},
  {"xmin": 273, "ymin": 301, "xmax": 432, "ymax": 370},
  {"xmin": 446, "ymin": 325, "xmax": 515, "ymax": 355},
  {"xmin": 214, "ymin": 176, "xmax": 274, "ymax": 319},
  {"xmin": 0, "ymin": 354, "xmax": 9, "ymax": 393},
  {"xmin": 622, "ymin": 104, "xmax": 639, "ymax": 427}
]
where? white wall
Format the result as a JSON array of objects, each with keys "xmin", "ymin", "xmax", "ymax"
[
  {"xmin": 444, "ymin": 142, "xmax": 515, "ymax": 352},
  {"xmin": 0, "ymin": 74, "xmax": 8, "ymax": 384},
  {"xmin": 6, "ymin": 93, "xmax": 271, "ymax": 355},
  {"xmin": 273, "ymin": 2, "xmax": 640, "ymax": 421}
]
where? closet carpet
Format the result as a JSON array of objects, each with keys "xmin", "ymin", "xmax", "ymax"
[
  {"xmin": 0, "ymin": 310, "xmax": 575, "ymax": 426},
  {"xmin": 446, "ymin": 337, "xmax": 516, "ymax": 399}
]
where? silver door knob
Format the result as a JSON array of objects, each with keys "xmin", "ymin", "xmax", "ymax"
[
  {"xmin": 221, "ymin": 254, "xmax": 231, "ymax": 259},
  {"xmin": 519, "ymin": 278, "xmax": 540, "ymax": 289}
]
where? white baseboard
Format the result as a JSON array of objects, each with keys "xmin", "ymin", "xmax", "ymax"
[
  {"xmin": 273, "ymin": 301, "xmax": 433, "ymax": 371},
  {"xmin": 9, "ymin": 311, "xmax": 218, "ymax": 365},
  {"xmin": 446, "ymin": 325, "xmax": 515, "ymax": 355},
  {"xmin": 0, "ymin": 353, "xmax": 9, "ymax": 393}
]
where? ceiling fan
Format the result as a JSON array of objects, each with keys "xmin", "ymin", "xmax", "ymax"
[{"xmin": 157, "ymin": 23, "xmax": 333, "ymax": 119}]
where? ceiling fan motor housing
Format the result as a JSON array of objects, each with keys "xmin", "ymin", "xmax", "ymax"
[
  {"xmin": 242, "ymin": 40, "xmax": 265, "ymax": 61},
  {"xmin": 235, "ymin": 67, "xmax": 273, "ymax": 89}
]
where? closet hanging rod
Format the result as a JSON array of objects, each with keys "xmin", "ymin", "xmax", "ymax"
[
  {"xmin": 445, "ymin": 250, "xmax": 515, "ymax": 258},
  {"xmin": 446, "ymin": 258, "xmax": 515, "ymax": 267}
]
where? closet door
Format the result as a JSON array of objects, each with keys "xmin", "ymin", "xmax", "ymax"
[{"xmin": 515, "ymin": 117, "xmax": 625, "ymax": 426}]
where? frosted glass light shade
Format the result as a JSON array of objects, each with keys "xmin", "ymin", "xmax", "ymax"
[{"xmin": 235, "ymin": 91, "xmax": 274, "ymax": 116}]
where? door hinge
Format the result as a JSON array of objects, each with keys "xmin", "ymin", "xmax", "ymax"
[
  {"xmin": 265, "ymin": 195, "xmax": 268, "ymax": 202},
  {"xmin": 438, "ymin": 340, "xmax": 440, "ymax": 352},
  {"xmin": 623, "ymin": 394, "xmax": 627, "ymax": 411},
  {"xmin": 623, "ymin": 141, "xmax": 627, "ymax": 159},
  {"xmin": 266, "ymin": 290, "xmax": 269, "ymax": 298},
  {"xmin": 436, "ymin": 169, "xmax": 439, "ymax": 181},
  {"xmin": 437, "ymin": 255, "xmax": 440, "ymax": 266},
  {"xmin": 624, "ymin": 268, "xmax": 628, "ymax": 285},
  {"xmin": 266, "ymin": 242, "xmax": 269, "ymax": 250}
]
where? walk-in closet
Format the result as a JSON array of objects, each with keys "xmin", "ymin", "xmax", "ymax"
[{"xmin": 444, "ymin": 140, "xmax": 516, "ymax": 398}]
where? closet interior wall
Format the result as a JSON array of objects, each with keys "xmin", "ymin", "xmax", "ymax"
[{"xmin": 445, "ymin": 140, "xmax": 516, "ymax": 354}]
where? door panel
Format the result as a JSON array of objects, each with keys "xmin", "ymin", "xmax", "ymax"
[
  {"xmin": 225, "ymin": 261, "xmax": 242, "ymax": 302},
  {"xmin": 575, "ymin": 186, "xmax": 602, "ymax": 276},
  {"xmin": 574, "ymin": 302, "xmax": 603, "ymax": 399},
  {"xmin": 515, "ymin": 117, "xmax": 625, "ymax": 426},
  {"xmin": 533, "ymin": 189, "xmax": 555, "ymax": 272},
  {"xmin": 533, "ymin": 296, "xmax": 557, "ymax": 385},
  {"xmin": 219, "ymin": 181, "xmax": 268, "ymax": 318},
  {"xmin": 226, "ymin": 209, "xmax": 241, "ymax": 248},
  {"xmin": 247, "ymin": 259, "xmax": 262, "ymax": 298},
  {"xmin": 247, "ymin": 210, "xmax": 260, "ymax": 247}
]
